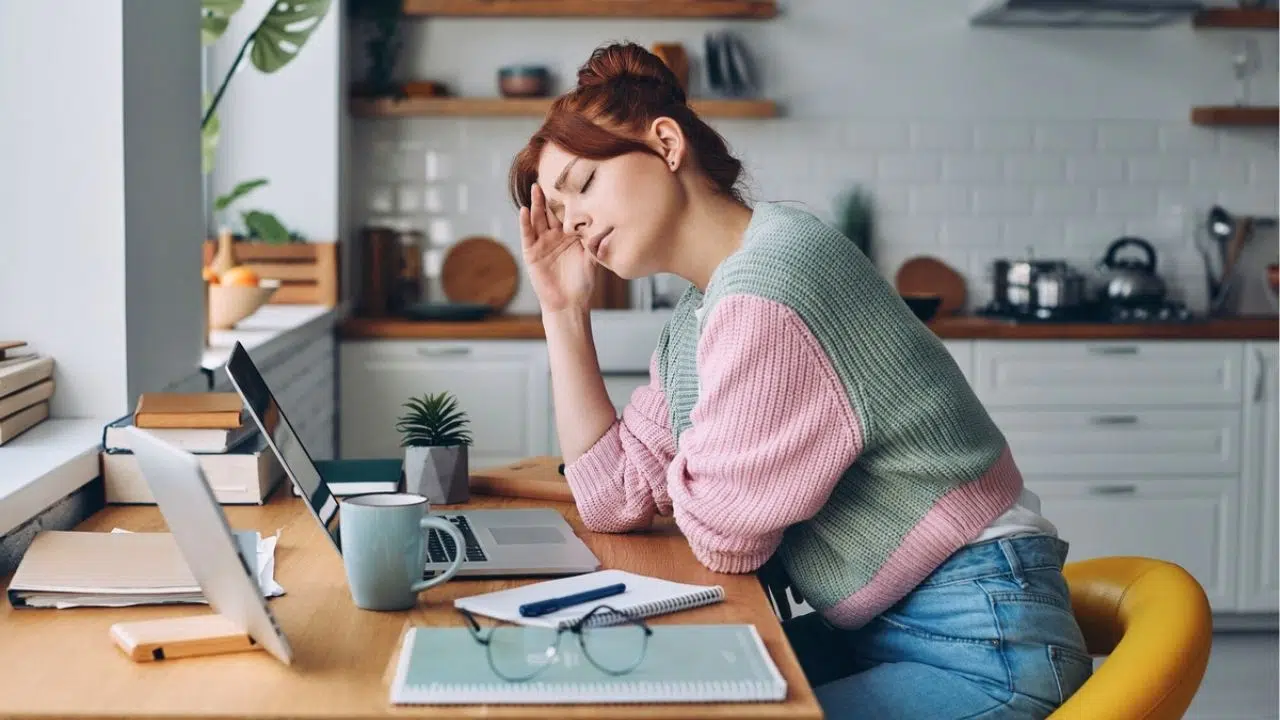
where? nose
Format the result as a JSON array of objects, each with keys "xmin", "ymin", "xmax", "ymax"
[{"xmin": 562, "ymin": 204, "xmax": 589, "ymax": 237}]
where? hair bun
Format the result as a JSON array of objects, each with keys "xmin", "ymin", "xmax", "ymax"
[{"xmin": 576, "ymin": 42, "xmax": 686, "ymax": 106}]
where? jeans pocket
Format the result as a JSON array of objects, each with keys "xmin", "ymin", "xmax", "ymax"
[{"xmin": 1048, "ymin": 644, "xmax": 1094, "ymax": 705}]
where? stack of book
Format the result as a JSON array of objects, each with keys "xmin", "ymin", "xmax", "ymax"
[
  {"xmin": 0, "ymin": 341, "xmax": 55, "ymax": 446},
  {"xmin": 101, "ymin": 392, "xmax": 283, "ymax": 505}
]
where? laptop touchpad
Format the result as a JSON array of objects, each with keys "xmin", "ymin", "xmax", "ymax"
[{"xmin": 488, "ymin": 526, "xmax": 566, "ymax": 545}]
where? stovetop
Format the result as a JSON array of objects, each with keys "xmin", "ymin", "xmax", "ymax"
[{"xmin": 976, "ymin": 301, "xmax": 1197, "ymax": 324}]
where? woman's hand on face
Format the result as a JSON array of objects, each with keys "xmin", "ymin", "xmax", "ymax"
[{"xmin": 519, "ymin": 184, "xmax": 596, "ymax": 314}]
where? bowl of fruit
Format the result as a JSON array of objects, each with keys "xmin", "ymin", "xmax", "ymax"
[{"xmin": 204, "ymin": 265, "xmax": 279, "ymax": 329}]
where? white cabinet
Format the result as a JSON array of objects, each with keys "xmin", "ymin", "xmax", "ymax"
[
  {"xmin": 339, "ymin": 341, "xmax": 549, "ymax": 469},
  {"xmin": 1027, "ymin": 477, "xmax": 1240, "ymax": 610},
  {"xmin": 1238, "ymin": 343, "xmax": 1279, "ymax": 612},
  {"xmin": 973, "ymin": 341, "xmax": 1243, "ymax": 407}
]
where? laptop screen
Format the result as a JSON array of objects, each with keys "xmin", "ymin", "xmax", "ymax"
[{"xmin": 225, "ymin": 343, "xmax": 341, "ymax": 550}]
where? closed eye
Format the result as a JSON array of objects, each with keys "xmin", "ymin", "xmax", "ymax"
[{"xmin": 580, "ymin": 170, "xmax": 595, "ymax": 193}]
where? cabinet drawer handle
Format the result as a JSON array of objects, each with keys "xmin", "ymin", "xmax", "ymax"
[
  {"xmin": 416, "ymin": 346, "xmax": 471, "ymax": 357},
  {"xmin": 1089, "ymin": 484, "xmax": 1137, "ymax": 496},
  {"xmin": 1087, "ymin": 345, "xmax": 1139, "ymax": 356},
  {"xmin": 1089, "ymin": 414, "xmax": 1138, "ymax": 426},
  {"xmin": 1254, "ymin": 348, "xmax": 1267, "ymax": 403}
]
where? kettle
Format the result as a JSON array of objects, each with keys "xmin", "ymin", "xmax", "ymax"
[{"xmin": 1097, "ymin": 236, "xmax": 1166, "ymax": 306}]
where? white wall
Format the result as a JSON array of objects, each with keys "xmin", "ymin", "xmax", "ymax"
[
  {"xmin": 209, "ymin": 0, "xmax": 342, "ymax": 242},
  {"xmin": 0, "ymin": 0, "xmax": 204, "ymax": 419},
  {"xmin": 346, "ymin": 2, "xmax": 1279, "ymax": 315}
]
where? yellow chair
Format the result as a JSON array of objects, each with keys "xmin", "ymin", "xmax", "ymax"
[{"xmin": 1050, "ymin": 557, "xmax": 1214, "ymax": 719}]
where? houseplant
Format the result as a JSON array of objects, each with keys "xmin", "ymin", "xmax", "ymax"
[
  {"xmin": 201, "ymin": 0, "xmax": 331, "ymax": 242},
  {"xmin": 396, "ymin": 391, "xmax": 474, "ymax": 504}
]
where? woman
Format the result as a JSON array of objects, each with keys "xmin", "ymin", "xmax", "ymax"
[{"xmin": 508, "ymin": 41, "xmax": 1093, "ymax": 719}]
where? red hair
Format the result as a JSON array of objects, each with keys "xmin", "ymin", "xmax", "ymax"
[{"xmin": 508, "ymin": 42, "xmax": 745, "ymax": 209}]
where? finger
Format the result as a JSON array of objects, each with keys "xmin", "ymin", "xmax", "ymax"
[
  {"xmin": 544, "ymin": 199, "xmax": 561, "ymax": 237},
  {"xmin": 530, "ymin": 185, "xmax": 549, "ymax": 237},
  {"xmin": 518, "ymin": 206, "xmax": 534, "ymax": 249}
]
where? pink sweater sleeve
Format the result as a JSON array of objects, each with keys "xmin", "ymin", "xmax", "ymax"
[
  {"xmin": 668, "ymin": 295, "xmax": 865, "ymax": 573},
  {"xmin": 563, "ymin": 351, "xmax": 676, "ymax": 531}
]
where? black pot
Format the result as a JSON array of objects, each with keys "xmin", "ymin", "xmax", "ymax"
[{"xmin": 1097, "ymin": 237, "xmax": 1166, "ymax": 307}]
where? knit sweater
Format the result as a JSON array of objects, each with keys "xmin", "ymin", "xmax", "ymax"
[{"xmin": 564, "ymin": 201, "xmax": 1025, "ymax": 629}]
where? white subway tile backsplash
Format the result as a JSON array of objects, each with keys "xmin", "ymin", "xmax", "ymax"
[
  {"xmin": 1190, "ymin": 157, "xmax": 1250, "ymax": 186},
  {"xmin": 844, "ymin": 122, "xmax": 910, "ymax": 151},
  {"xmin": 1095, "ymin": 121, "xmax": 1159, "ymax": 152},
  {"xmin": 1126, "ymin": 157, "xmax": 1191, "ymax": 185},
  {"xmin": 909, "ymin": 122, "xmax": 973, "ymax": 152},
  {"xmin": 1005, "ymin": 155, "xmax": 1065, "ymax": 183},
  {"xmin": 909, "ymin": 185, "xmax": 972, "ymax": 215},
  {"xmin": 973, "ymin": 123, "xmax": 1035, "ymax": 152},
  {"xmin": 1034, "ymin": 123, "xmax": 1096, "ymax": 152},
  {"xmin": 973, "ymin": 186, "xmax": 1033, "ymax": 215},
  {"xmin": 1067, "ymin": 156, "xmax": 1126, "ymax": 184},
  {"xmin": 1095, "ymin": 186, "xmax": 1159, "ymax": 216},
  {"xmin": 876, "ymin": 154, "xmax": 940, "ymax": 183},
  {"xmin": 353, "ymin": 114, "xmax": 1276, "ymax": 315},
  {"xmin": 942, "ymin": 155, "xmax": 1004, "ymax": 183},
  {"xmin": 940, "ymin": 218, "xmax": 1002, "ymax": 247},
  {"xmin": 1034, "ymin": 186, "xmax": 1096, "ymax": 215}
]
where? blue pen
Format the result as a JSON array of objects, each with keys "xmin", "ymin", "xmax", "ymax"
[{"xmin": 518, "ymin": 582, "xmax": 627, "ymax": 618}]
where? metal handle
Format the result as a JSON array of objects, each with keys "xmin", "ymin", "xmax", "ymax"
[
  {"xmin": 1253, "ymin": 348, "xmax": 1268, "ymax": 403},
  {"xmin": 1089, "ymin": 415, "xmax": 1139, "ymax": 426},
  {"xmin": 1087, "ymin": 345, "xmax": 1139, "ymax": 356},
  {"xmin": 1090, "ymin": 484, "xmax": 1137, "ymax": 496},
  {"xmin": 416, "ymin": 346, "xmax": 471, "ymax": 357}
]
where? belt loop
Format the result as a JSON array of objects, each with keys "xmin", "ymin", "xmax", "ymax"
[{"xmin": 998, "ymin": 537, "xmax": 1029, "ymax": 589}]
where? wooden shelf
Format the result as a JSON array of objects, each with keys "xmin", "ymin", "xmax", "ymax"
[
  {"xmin": 1190, "ymin": 105, "xmax": 1280, "ymax": 126},
  {"xmin": 402, "ymin": 0, "xmax": 777, "ymax": 17},
  {"xmin": 1192, "ymin": 8, "xmax": 1278, "ymax": 28},
  {"xmin": 350, "ymin": 96, "xmax": 779, "ymax": 118}
]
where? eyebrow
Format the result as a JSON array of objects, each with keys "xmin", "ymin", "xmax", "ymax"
[{"xmin": 553, "ymin": 158, "xmax": 579, "ymax": 191}]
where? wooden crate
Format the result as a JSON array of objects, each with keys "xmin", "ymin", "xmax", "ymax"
[{"xmin": 203, "ymin": 241, "xmax": 340, "ymax": 307}]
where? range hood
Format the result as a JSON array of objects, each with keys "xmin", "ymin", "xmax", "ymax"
[{"xmin": 970, "ymin": 0, "xmax": 1204, "ymax": 27}]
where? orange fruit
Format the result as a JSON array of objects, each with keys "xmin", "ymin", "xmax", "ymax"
[
  {"xmin": 221, "ymin": 266, "xmax": 261, "ymax": 287},
  {"xmin": 202, "ymin": 266, "xmax": 219, "ymax": 284}
]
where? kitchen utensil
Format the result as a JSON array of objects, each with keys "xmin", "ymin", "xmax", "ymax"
[
  {"xmin": 1097, "ymin": 236, "xmax": 1167, "ymax": 307},
  {"xmin": 649, "ymin": 43, "xmax": 689, "ymax": 93},
  {"xmin": 440, "ymin": 236, "xmax": 519, "ymax": 311},
  {"xmin": 1224, "ymin": 215, "xmax": 1253, "ymax": 278},
  {"xmin": 895, "ymin": 256, "xmax": 966, "ymax": 316},
  {"xmin": 1208, "ymin": 205, "xmax": 1234, "ymax": 269},
  {"xmin": 498, "ymin": 66, "xmax": 550, "ymax": 98},
  {"xmin": 401, "ymin": 301, "xmax": 494, "ymax": 322},
  {"xmin": 900, "ymin": 293, "xmax": 942, "ymax": 323},
  {"xmin": 986, "ymin": 251, "xmax": 1088, "ymax": 319},
  {"xmin": 208, "ymin": 280, "xmax": 280, "ymax": 330}
]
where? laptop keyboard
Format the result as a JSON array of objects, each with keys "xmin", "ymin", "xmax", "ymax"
[{"xmin": 426, "ymin": 515, "xmax": 488, "ymax": 564}]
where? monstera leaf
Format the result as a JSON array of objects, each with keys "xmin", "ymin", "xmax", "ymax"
[
  {"xmin": 250, "ymin": 0, "xmax": 332, "ymax": 74},
  {"xmin": 202, "ymin": 0, "xmax": 245, "ymax": 46}
]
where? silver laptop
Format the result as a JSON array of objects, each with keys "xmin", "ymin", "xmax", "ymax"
[
  {"xmin": 224, "ymin": 342, "xmax": 601, "ymax": 578},
  {"xmin": 124, "ymin": 425, "xmax": 293, "ymax": 664}
]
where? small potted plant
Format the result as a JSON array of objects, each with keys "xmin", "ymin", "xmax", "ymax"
[{"xmin": 396, "ymin": 391, "xmax": 473, "ymax": 504}]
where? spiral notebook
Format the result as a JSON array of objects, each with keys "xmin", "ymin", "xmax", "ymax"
[
  {"xmin": 389, "ymin": 623, "xmax": 787, "ymax": 705},
  {"xmin": 453, "ymin": 569, "xmax": 725, "ymax": 629}
]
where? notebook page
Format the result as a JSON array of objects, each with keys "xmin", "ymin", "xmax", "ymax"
[{"xmin": 453, "ymin": 569, "xmax": 724, "ymax": 629}]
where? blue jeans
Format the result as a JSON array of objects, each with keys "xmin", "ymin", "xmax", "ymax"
[{"xmin": 783, "ymin": 534, "xmax": 1093, "ymax": 719}]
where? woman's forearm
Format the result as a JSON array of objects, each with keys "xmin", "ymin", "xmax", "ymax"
[{"xmin": 542, "ymin": 308, "xmax": 617, "ymax": 464}]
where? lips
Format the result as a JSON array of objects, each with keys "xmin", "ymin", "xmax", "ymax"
[{"xmin": 586, "ymin": 227, "xmax": 613, "ymax": 258}]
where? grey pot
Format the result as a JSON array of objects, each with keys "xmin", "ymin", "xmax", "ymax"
[{"xmin": 404, "ymin": 445, "xmax": 470, "ymax": 504}]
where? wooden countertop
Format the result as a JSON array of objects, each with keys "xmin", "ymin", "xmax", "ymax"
[
  {"xmin": 339, "ymin": 314, "xmax": 1279, "ymax": 342},
  {"xmin": 0, "ymin": 477, "xmax": 820, "ymax": 719}
]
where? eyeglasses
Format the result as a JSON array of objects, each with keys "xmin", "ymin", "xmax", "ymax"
[{"xmin": 458, "ymin": 604, "xmax": 654, "ymax": 682}]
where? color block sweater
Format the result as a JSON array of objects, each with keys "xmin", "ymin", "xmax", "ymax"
[{"xmin": 564, "ymin": 201, "xmax": 1026, "ymax": 629}]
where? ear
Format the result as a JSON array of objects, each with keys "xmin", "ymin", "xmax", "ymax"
[{"xmin": 649, "ymin": 116, "xmax": 686, "ymax": 172}]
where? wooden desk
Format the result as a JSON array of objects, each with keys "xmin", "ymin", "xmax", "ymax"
[{"xmin": 0, "ymin": 486, "xmax": 822, "ymax": 719}]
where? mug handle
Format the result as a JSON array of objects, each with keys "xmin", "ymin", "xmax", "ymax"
[{"xmin": 409, "ymin": 517, "xmax": 466, "ymax": 592}]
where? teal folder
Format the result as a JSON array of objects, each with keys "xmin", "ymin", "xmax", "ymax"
[{"xmin": 389, "ymin": 624, "xmax": 787, "ymax": 705}]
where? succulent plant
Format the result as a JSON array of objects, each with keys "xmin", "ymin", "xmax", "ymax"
[{"xmin": 396, "ymin": 392, "xmax": 473, "ymax": 448}]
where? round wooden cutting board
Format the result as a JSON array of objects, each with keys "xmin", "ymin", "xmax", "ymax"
[
  {"xmin": 895, "ymin": 256, "xmax": 966, "ymax": 315},
  {"xmin": 440, "ymin": 236, "xmax": 520, "ymax": 311}
]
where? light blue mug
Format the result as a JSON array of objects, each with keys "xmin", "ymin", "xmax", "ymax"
[{"xmin": 338, "ymin": 493, "xmax": 465, "ymax": 611}]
